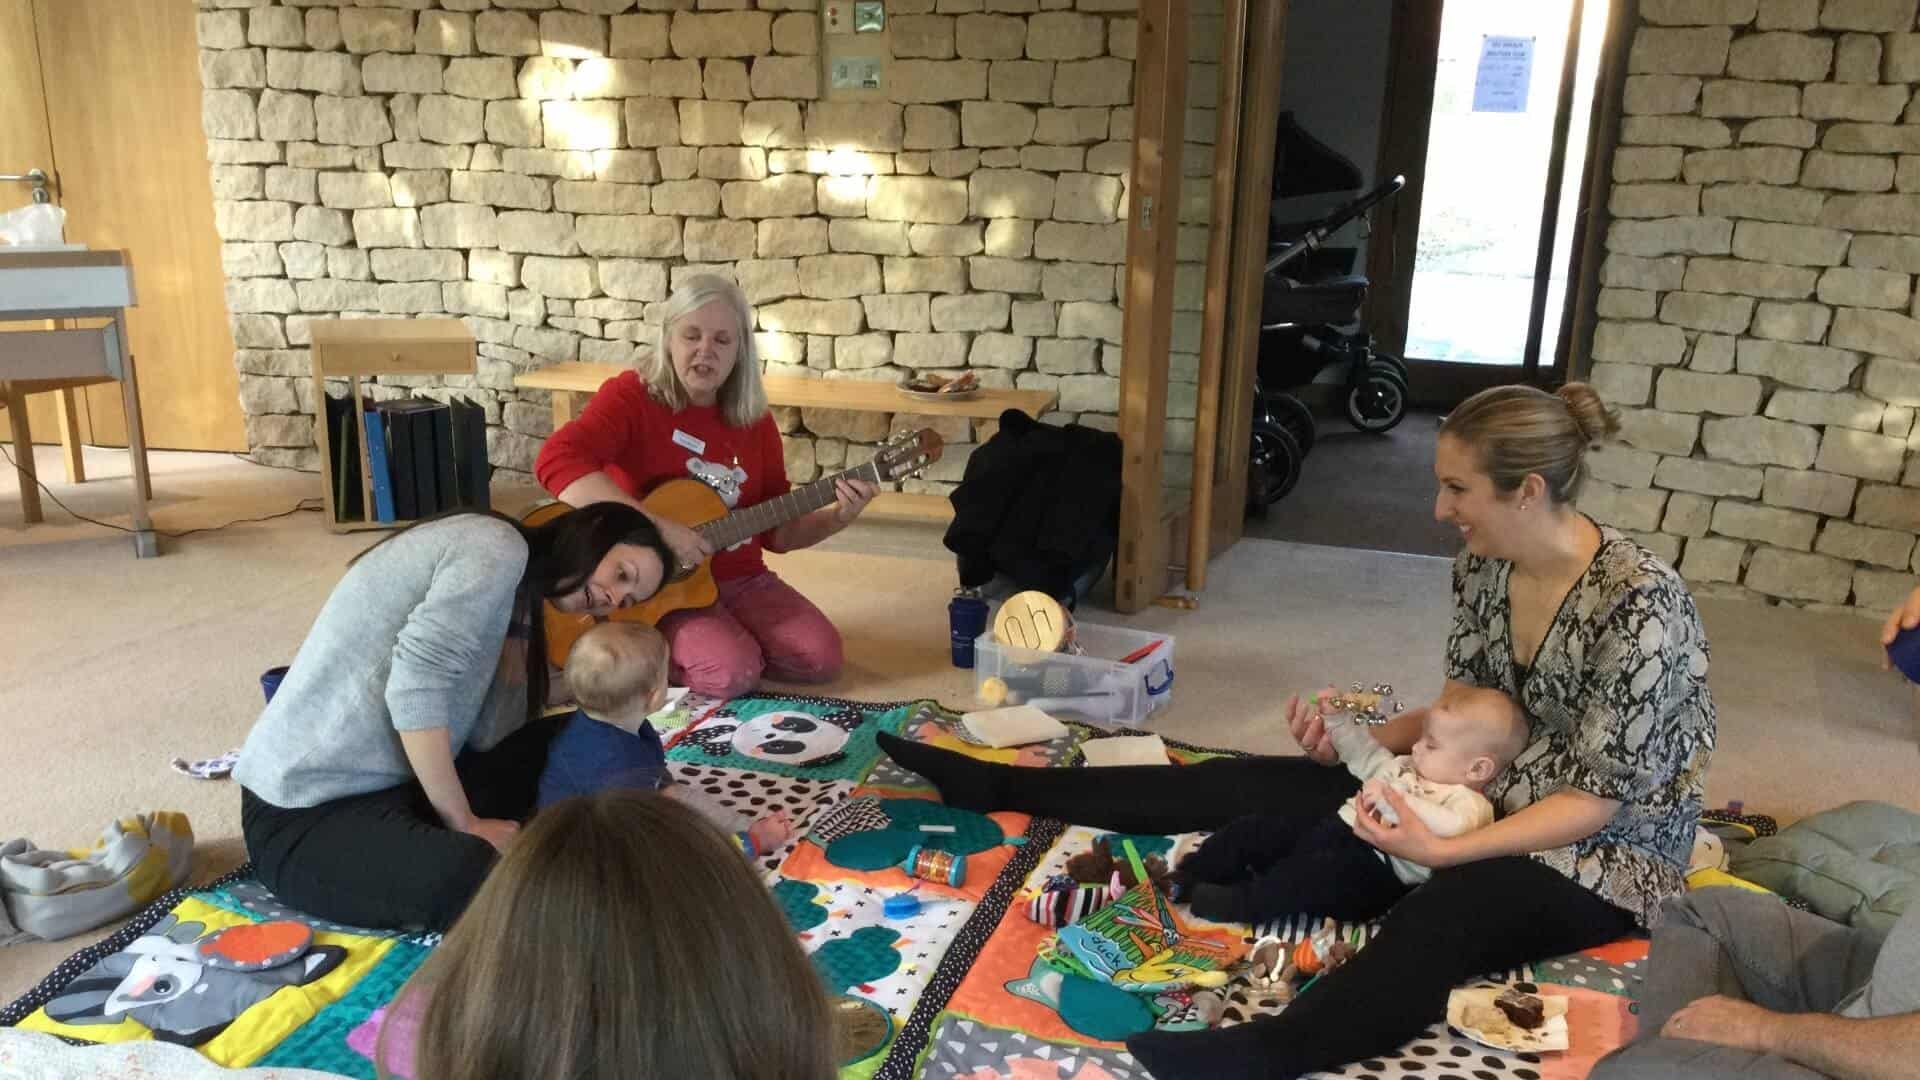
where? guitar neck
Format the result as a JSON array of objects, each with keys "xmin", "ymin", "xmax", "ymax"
[{"xmin": 697, "ymin": 460, "xmax": 884, "ymax": 550}]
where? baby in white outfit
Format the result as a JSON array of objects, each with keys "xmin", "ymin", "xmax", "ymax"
[{"xmin": 1168, "ymin": 686, "xmax": 1530, "ymax": 925}]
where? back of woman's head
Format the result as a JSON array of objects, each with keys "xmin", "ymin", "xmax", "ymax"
[
  {"xmin": 525, "ymin": 501, "xmax": 674, "ymax": 601},
  {"xmin": 645, "ymin": 273, "xmax": 768, "ymax": 427},
  {"xmin": 1440, "ymin": 382, "xmax": 1620, "ymax": 504},
  {"xmin": 394, "ymin": 791, "xmax": 834, "ymax": 1080}
]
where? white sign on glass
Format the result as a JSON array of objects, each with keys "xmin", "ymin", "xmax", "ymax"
[{"xmin": 1473, "ymin": 35, "xmax": 1535, "ymax": 114}]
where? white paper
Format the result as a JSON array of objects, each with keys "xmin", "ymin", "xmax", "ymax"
[
  {"xmin": 1473, "ymin": 35, "xmax": 1535, "ymax": 114},
  {"xmin": 1080, "ymin": 734, "xmax": 1170, "ymax": 767},
  {"xmin": 961, "ymin": 704, "xmax": 1069, "ymax": 748}
]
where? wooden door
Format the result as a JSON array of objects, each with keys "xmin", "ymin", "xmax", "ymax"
[
  {"xmin": 16, "ymin": 0, "xmax": 245, "ymax": 452},
  {"xmin": 0, "ymin": 0, "xmax": 71, "ymax": 447}
]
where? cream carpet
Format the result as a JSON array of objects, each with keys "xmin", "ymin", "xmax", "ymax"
[{"xmin": 2, "ymin": 443, "xmax": 1916, "ymax": 1002}]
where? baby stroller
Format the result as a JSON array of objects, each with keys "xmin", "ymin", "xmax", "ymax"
[{"xmin": 1247, "ymin": 116, "xmax": 1411, "ymax": 515}]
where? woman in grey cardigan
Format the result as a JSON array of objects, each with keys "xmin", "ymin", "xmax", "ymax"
[{"xmin": 234, "ymin": 504, "xmax": 674, "ymax": 931}]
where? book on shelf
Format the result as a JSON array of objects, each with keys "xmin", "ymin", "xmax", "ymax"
[
  {"xmin": 349, "ymin": 395, "xmax": 491, "ymax": 522},
  {"xmin": 324, "ymin": 393, "xmax": 363, "ymax": 524},
  {"xmin": 362, "ymin": 408, "xmax": 397, "ymax": 523}
]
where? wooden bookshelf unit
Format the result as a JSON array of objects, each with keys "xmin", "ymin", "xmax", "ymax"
[{"xmin": 308, "ymin": 318, "xmax": 476, "ymax": 533}]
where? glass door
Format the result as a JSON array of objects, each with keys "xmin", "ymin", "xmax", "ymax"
[{"xmin": 1380, "ymin": 0, "xmax": 1609, "ymax": 388}]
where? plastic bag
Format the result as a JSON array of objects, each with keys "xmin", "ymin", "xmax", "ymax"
[{"xmin": 0, "ymin": 203, "xmax": 66, "ymax": 246}]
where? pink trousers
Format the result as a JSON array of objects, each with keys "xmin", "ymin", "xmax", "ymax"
[{"xmin": 656, "ymin": 571, "xmax": 844, "ymax": 699}]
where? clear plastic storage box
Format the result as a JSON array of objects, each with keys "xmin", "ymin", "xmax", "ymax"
[{"xmin": 972, "ymin": 621, "xmax": 1175, "ymax": 729}]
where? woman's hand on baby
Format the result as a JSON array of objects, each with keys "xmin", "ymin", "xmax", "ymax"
[
  {"xmin": 1285, "ymin": 688, "xmax": 1339, "ymax": 767},
  {"xmin": 460, "ymin": 817, "xmax": 521, "ymax": 852},
  {"xmin": 1357, "ymin": 778, "xmax": 1397, "ymax": 824},
  {"xmin": 1352, "ymin": 786, "xmax": 1452, "ymax": 868}
]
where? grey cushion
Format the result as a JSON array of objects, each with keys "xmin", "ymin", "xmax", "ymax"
[{"xmin": 1728, "ymin": 800, "xmax": 1920, "ymax": 936}]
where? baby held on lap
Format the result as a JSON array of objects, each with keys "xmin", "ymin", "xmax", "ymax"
[
  {"xmin": 1340, "ymin": 686, "xmax": 1528, "ymax": 838},
  {"xmin": 1167, "ymin": 685, "xmax": 1530, "ymax": 925},
  {"xmin": 541, "ymin": 621, "xmax": 792, "ymax": 858}
]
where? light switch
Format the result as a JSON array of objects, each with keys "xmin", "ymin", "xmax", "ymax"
[
  {"xmin": 830, "ymin": 56, "xmax": 883, "ymax": 90},
  {"xmin": 853, "ymin": 1, "xmax": 885, "ymax": 32},
  {"xmin": 824, "ymin": 4, "xmax": 849, "ymax": 34}
]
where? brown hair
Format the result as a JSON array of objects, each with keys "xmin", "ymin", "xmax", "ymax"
[
  {"xmin": 382, "ymin": 792, "xmax": 834, "ymax": 1080},
  {"xmin": 566, "ymin": 621, "xmax": 671, "ymax": 718},
  {"xmin": 1439, "ymin": 383, "xmax": 1620, "ymax": 504}
]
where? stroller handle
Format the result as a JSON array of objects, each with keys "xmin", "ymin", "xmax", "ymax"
[{"xmin": 1264, "ymin": 174, "xmax": 1407, "ymax": 275}]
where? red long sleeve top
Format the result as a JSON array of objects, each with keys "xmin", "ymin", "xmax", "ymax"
[{"xmin": 534, "ymin": 371, "xmax": 791, "ymax": 581}]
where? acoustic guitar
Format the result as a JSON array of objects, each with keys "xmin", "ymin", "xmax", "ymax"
[{"xmin": 526, "ymin": 427, "xmax": 944, "ymax": 667}]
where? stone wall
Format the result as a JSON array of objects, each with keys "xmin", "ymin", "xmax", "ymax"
[
  {"xmin": 1581, "ymin": 0, "xmax": 1920, "ymax": 612},
  {"xmin": 194, "ymin": 0, "xmax": 1209, "ymax": 499}
]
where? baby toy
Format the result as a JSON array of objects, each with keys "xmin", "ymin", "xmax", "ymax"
[{"xmin": 1317, "ymin": 682, "xmax": 1403, "ymax": 726}]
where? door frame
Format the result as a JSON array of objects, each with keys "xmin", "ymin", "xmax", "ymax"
[
  {"xmin": 1367, "ymin": 0, "xmax": 1633, "ymax": 406},
  {"xmin": 1114, "ymin": 0, "xmax": 1191, "ymax": 613},
  {"xmin": 1203, "ymin": 0, "xmax": 1287, "ymax": 566}
]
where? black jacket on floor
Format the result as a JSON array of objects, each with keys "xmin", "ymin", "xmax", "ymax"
[{"xmin": 943, "ymin": 408, "xmax": 1122, "ymax": 602}]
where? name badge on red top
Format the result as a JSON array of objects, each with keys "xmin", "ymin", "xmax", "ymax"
[{"xmin": 671, "ymin": 429, "xmax": 706, "ymax": 455}]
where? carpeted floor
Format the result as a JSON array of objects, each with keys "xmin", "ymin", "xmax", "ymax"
[
  {"xmin": 1241, "ymin": 407, "xmax": 1463, "ymax": 558},
  {"xmin": 3, "ymin": 443, "xmax": 1916, "ymax": 1002}
]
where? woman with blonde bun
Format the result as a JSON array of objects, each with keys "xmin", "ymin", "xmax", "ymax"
[{"xmin": 880, "ymin": 383, "xmax": 1715, "ymax": 1079}]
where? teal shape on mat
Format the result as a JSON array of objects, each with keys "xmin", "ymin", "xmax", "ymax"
[
  {"xmin": 826, "ymin": 829, "xmax": 915, "ymax": 872},
  {"xmin": 823, "ymin": 799, "xmax": 1007, "ymax": 872},
  {"xmin": 812, "ymin": 925, "xmax": 902, "ymax": 994},
  {"xmin": 1004, "ymin": 956, "xmax": 1155, "ymax": 1042},
  {"xmin": 1094, "ymin": 833, "xmax": 1176, "ymax": 860},
  {"xmin": 253, "ymin": 935, "xmax": 433, "ymax": 1078},
  {"xmin": 773, "ymin": 879, "xmax": 829, "ymax": 933}
]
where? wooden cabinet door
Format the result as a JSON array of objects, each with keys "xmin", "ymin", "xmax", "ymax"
[{"xmin": 29, "ymin": 0, "xmax": 245, "ymax": 452}]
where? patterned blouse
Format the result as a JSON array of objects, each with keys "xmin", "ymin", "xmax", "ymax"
[{"xmin": 1445, "ymin": 523, "xmax": 1715, "ymax": 928}]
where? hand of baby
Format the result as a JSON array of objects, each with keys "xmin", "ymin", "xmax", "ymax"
[
  {"xmin": 1359, "ymin": 778, "xmax": 1401, "ymax": 827},
  {"xmin": 747, "ymin": 810, "xmax": 794, "ymax": 855}
]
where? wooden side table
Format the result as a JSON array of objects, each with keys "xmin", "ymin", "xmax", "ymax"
[
  {"xmin": 0, "ymin": 249, "xmax": 154, "ymax": 556},
  {"xmin": 308, "ymin": 317, "xmax": 476, "ymax": 532}
]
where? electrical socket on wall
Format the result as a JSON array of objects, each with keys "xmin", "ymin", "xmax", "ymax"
[{"xmin": 853, "ymin": 1, "xmax": 885, "ymax": 32}]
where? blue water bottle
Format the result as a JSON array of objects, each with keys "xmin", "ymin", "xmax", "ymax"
[{"xmin": 949, "ymin": 590, "xmax": 989, "ymax": 668}]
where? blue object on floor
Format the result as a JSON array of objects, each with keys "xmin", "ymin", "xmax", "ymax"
[
  {"xmin": 260, "ymin": 666, "xmax": 289, "ymax": 704},
  {"xmin": 1888, "ymin": 626, "xmax": 1920, "ymax": 684}
]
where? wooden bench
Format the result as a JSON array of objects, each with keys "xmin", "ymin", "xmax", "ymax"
[{"xmin": 512, "ymin": 362, "xmax": 1057, "ymax": 523}]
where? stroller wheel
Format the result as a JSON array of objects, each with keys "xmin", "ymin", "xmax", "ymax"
[
  {"xmin": 1247, "ymin": 419, "xmax": 1303, "ymax": 514},
  {"xmin": 1367, "ymin": 351, "xmax": 1410, "ymax": 382},
  {"xmin": 1345, "ymin": 371, "xmax": 1407, "ymax": 434},
  {"xmin": 1268, "ymin": 393, "xmax": 1316, "ymax": 456}
]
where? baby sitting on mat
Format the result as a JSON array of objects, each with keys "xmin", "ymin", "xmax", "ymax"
[
  {"xmin": 540, "ymin": 622, "xmax": 793, "ymax": 859},
  {"xmin": 1167, "ymin": 685, "xmax": 1529, "ymax": 925}
]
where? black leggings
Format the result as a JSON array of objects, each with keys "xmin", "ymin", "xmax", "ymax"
[
  {"xmin": 873, "ymin": 734, "xmax": 1640, "ymax": 1078},
  {"xmin": 241, "ymin": 717, "xmax": 562, "ymax": 932}
]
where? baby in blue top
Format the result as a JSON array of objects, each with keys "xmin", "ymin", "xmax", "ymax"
[{"xmin": 540, "ymin": 621, "xmax": 792, "ymax": 859}]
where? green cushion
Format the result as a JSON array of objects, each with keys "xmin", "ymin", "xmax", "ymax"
[{"xmin": 1727, "ymin": 800, "xmax": 1920, "ymax": 936}]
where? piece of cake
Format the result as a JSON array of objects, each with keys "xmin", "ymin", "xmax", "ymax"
[{"xmin": 1494, "ymin": 988, "xmax": 1546, "ymax": 1030}]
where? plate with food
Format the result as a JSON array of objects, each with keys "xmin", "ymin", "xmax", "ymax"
[
  {"xmin": 1445, "ymin": 986, "xmax": 1570, "ymax": 1053},
  {"xmin": 898, "ymin": 370, "xmax": 981, "ymax": 401}
]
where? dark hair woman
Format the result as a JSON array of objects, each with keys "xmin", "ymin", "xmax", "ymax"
[{"xmin": 235, "ymin": 504, "xmax": 675, "ymax": 931}]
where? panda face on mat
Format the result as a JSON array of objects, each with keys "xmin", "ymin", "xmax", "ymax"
[{"xmin": 730, "ymin": 712, "xmax": 851, "ymax": 765}]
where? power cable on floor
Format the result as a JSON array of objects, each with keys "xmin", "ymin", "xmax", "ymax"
[{"xmin": 0, "ymin": 442, "xmax": 323, "ymax": 538}]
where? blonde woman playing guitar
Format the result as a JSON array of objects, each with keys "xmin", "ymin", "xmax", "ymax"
[{"xmin": 535, "ymin": 275, "xmax": 898, "ymax": 698}]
